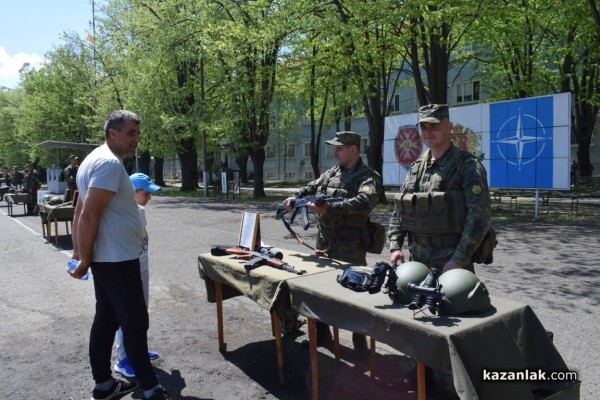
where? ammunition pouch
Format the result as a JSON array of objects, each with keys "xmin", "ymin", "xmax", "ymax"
[
  {"xmin": 365, "ymin": 219, "xmax": 386, "ymax": 254},
  {"xmin": 408, "ymin": 232, "xmax": 461, "ymax": 248},
  {"xmin": 472, "ymin": 227, "xmax": 497, "ymax": 265},
  {"xmin": 397, "ymin": 191, "xmax": 466, "ymax": 235}
]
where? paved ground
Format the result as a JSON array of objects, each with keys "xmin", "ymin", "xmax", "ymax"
[{"xmin": 1, "ymin": 192, "xmax": 597, "ymax": 399}]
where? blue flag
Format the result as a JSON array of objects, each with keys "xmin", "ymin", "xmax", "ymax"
[{"xmin": 489, "ymin": 96, "xmax": 554, "ymax": 188}]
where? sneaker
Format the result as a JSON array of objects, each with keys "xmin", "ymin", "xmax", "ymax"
[
  {"xmin": 144, "ymin": 385, "xmax": 176, "ymax": 399},
  {"xmin": 114, "ymin": 357, "xmax": 135, "ymax": 378},
  {"xmin": 148, "ymin": 350, "xmax": 160, "ymax": 360},
  {"xmin": 91, "ymin": 378, "xmax": 138, "ymax": 400}
]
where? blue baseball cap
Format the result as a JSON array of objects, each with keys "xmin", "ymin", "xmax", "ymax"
[{"xmin": 130, "ymin": 173, "xmax": 161, "ymax": 192}]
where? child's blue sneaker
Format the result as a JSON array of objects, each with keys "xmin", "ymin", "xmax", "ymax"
[{"xmin": 114, "ymin": 357, "xmax": 135, "ymax": 378}]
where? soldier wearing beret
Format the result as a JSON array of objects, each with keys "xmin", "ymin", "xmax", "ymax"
[
  {"xmin": 388, "ymin": 104, "xmax": 491, "ymax": 274},
  {"xmin": 283, "ymin": 130, "xmax": 382, "ymax": 353}
]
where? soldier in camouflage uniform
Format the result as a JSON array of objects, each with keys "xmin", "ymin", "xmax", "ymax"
[
  {"xmin": 23, "ymin": 162, "xmax": 41, "ymax": 215},
  {"xmin": 283, "ymin": 130, "xmax": 382, "ymax": 353},
  {"xmin": 388, "ymin": 104, "xmax": 491, "ymax": 274},
  {"xmin": 63, "ymin": 155, "xmax": 80, "ymax": 195}
]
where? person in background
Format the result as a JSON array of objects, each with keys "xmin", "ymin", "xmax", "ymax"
[
  {"xmin": 22, "ymin": 162, "xmax": 41, "ymax": 215},
  {"xmin": 63, "ymin": 155, "xmax": 80, "ymax": 194},
  {"xmin": 0, "ymin": 166, "xmax": 11, "ymax": 186},
  {"xmin": 10, "ymin": 165, "xmax": 24, "ymax": 189},
  {"xmin": 114, "ymin": 173, "xmax": 161, "ymax": 378},
  {"xmin": 69, "ymin": 110, "xmax": 174, "ymax": 400}
]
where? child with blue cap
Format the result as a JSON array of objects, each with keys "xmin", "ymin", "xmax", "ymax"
[{"xmin": 114, "ymin": 173, "xmax": 161, "ymax": 378}]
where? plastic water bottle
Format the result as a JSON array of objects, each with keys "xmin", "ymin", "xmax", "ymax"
[{"xmin": 67, "ymin": 259, "xmax": 89, "ymax": 281}]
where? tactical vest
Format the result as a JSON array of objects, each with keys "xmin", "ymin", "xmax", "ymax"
[
  {"xmin": 313, "ymin": 161, "xmax": 376, "ymax": 229},
  {"xmin": 396, "ymin": 149, "xmax": 472, "ymax": 235}
]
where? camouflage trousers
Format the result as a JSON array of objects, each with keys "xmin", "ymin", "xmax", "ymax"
[{"xmin": 316, "ymin": 228, "xmax": 367, "ymax": 266}]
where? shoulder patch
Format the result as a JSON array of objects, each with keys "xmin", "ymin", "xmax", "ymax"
[
  {"xmin": 361, "ymin": 185, "xmax": 373, "ymax": 194},
  {"xmin": 471, "ymin": 184, "xmax": 482, "ymax": 195}
]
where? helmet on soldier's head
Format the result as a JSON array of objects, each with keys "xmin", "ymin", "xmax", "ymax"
[
  {"xmin": 438, "ymin": 269, "xmax": 491, "ymax": 315},
  {"xmin": 390, "ymin": 261, "xmax": 430, "ymax": 304}
]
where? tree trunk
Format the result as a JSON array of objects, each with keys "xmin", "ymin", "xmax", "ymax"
[
  {"xmin": 235, "ymin": 154, "xmax": 249, "ymax": 184},
  {"xmin": 574, "ymin": 106, "xmax": 597, "ymax": 178},
  {"xmin": 250, "ymin": 147, "xmax": 266, "ymax": 197},
  {"xmin": 138, "ymin": 150, "xmax": 151, "ymax": 175},
  {"xmin": 178, "ymin": 137, "xmax": 198, "ymax": 191},
  {"xmin": 153, "ymin": 156, "xmax": 166, "ymax": 187}
]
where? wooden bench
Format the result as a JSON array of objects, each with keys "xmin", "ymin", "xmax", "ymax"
[{"xmin": 539, "ymin": 191, "xmax": 579, "ymax": 214}]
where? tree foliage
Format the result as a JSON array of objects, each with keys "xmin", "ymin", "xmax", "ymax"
[{"xmin": 2, "ymin": 0, "xmax": 600, "ymax": 193}]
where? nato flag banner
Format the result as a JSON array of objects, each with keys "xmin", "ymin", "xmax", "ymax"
[
  {"xmin": 490, "ymin": 96, "xmax": 554, "ymax": 189},
  {"xmin": 383, "ymin": 93, "xmax": 570, "ymax": 189}
]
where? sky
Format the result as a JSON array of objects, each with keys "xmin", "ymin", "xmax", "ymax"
[{"xmin": 0, "ymin": 0, "xmax": 95, "ymax": 89}]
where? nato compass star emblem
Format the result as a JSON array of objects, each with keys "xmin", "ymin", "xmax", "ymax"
[{"xmin": 493, "ymin": 108, "xmax": 551, "ymax": 171}]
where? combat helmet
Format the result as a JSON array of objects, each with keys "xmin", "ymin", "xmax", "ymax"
[
  {"xmin": 438, "ymin": 269, "xmax": 492, "ymax": 315},
  {"xmin": 388, "ymin": 261, "xmax": 430, "ymax": 304}
]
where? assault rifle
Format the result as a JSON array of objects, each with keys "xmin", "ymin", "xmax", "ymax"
[
  {"xmin": 211, "ymin": 245, "xmax": 306, "ymax": 275},
  {"xmin": 275, "ymin": 190, "xmax": 344, "ymax": 230}
]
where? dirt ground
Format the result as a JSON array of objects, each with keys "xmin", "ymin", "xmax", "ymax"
[{"xmin": 1, "ymin": 192, "xmax": 597, "ymax": 399}]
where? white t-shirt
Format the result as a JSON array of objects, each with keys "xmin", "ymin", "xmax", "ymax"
[{"xmin": 77, "ymin": 144, "xmax": 143, "ymax": 262}]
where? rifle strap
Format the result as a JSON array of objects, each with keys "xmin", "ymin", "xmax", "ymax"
[{"xmin": 281, "ymin": 218, "xmax": 329, "ymax": 257}]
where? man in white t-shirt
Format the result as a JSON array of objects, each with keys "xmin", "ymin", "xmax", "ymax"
[{"xmin": 69, "ymin": 110, "xmax": 172, "ymax": 400}]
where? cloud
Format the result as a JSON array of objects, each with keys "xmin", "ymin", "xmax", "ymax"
[{"xmin": 0, "ymin": 47, "xmax": 45, "ymax": 89}]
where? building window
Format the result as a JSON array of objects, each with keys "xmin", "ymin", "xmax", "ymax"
[
  {"xmin": 455, "ymin": 81, "xmax": 480, "ymax": 104},
  {"xmin": 285, "ymin": 144, "xmax": 295, "ymax": 158},
  {"xmin": 265, "ymin": 145, "xmax": 276, "ymax": 159},
  {"xmin": 303, "ymin": 142, "xmax": 312, "ymax": 157},
  {"xmin": 390, "ymin": 94, "xmax": 400, "ymax": 113},
  {"xmin": 266, "ymin": 170, "xmax": 276, "ymax": 179},
  {"xmin": 303, "ymin": 171, "xmax": 314, "ymax": 179},
  {"xmin": 285, "ymin": 171, "xmax": 295, "ymax": 179},
  {"xmin": 325, "ymin": 144, "xmax": 334, "ymax": 158}
]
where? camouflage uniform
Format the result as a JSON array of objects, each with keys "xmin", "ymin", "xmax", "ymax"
[
  {"xmin": 388, "ymin": 143, "xmax": 491, "ymax": 271},
  {"xmin": 11, "ymin": 169, "xmax": 24, "ymax": 187},
  {"xmin": 303, "ymin": 157, "xmax": 381, "ymax": 266},
  {"xmin": 63, "ymin": 163, "xmax": 79, "ymax": 194},
  {"xmin": 23, "ymin": 167, "xmax": 41, "ymax": 215}
]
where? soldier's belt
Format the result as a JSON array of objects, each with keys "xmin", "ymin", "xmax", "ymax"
[{"xmin": 409, "ymin": 233, "xmax": 461, "ymax": 248}]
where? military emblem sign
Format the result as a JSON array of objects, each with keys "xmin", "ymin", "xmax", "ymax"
[{"xmin": 394, "ymin": 126, "xmax": 422, "ymax": 168}]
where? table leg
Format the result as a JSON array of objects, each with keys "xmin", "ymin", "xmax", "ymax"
[
  {"xmin": 214, "ymin": 281, "xmax": 226, "ymax": 351},
  {"xmin": 270, "ymin": 312, "xmax": 285, "ymax": 386},
  {"xmin": 307, "ymin": 318, "xmax": 319, "ymax": 400},
  {"xmin": 54, "ymin": 219, "xmax": 59, "ymax": 245},
  {"xmin": 417, "ymin": 361, "xmax": 426, "ymax": 400},
  {"xmin": 369, "ymin": 336, "xmax": 376, "ymax": 379},
  {"xmin": 332, "ymin": 326, "xmax": 340, "ymax": 361}
]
